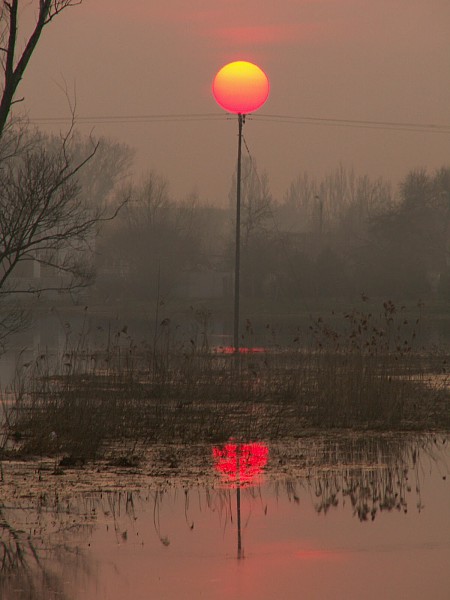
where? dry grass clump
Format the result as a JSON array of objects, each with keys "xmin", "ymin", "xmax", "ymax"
[{"xmin": 1, "ymin": 301, "xmax": 448, "ymax": 461}]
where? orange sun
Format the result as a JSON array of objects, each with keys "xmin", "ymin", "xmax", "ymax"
[{"xmin": 212, "ymin": 61, "xmax": 269, "ymax": 114}]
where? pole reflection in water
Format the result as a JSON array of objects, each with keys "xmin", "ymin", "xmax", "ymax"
[{"xmin": 213, "ymin": 441, "xmax": 269, "ymax": 558}]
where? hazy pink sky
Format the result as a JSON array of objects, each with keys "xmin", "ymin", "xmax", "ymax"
[{"xmin": 17, "ymin": 0, "xmax": 450, "ymax": 204}]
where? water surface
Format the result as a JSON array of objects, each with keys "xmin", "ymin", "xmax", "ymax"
[{"xmin": 1, "ymin": 434, "xmax": 449, "ymax": 599}]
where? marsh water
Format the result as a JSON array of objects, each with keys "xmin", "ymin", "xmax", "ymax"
[{"xmin": 1, "ymin": 434, "xmax": 449, "ymax": 600}]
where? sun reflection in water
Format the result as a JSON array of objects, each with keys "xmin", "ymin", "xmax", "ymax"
[{"xmin": 212, "ymin": 441, "xmax": 269, "ymax": 488}]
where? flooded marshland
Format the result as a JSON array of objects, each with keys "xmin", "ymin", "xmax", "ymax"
[
  {"xmin": 1, "ymin": 303, "xmax": 449, "ymax": 598},
  {"xmin": 1, "ymin": 434, "xmax": 449, "ymax": 600}
]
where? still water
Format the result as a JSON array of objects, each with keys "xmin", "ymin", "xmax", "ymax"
[{"xmin": 1, "ymin": 434, "xmax": 449, "ymax": 600}]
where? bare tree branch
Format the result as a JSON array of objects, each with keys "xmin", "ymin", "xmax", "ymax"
[
  {"xmin": 0, "ymin": 0, "xmax": 83, "ymax": 137},
  {"xmin": 0, "ymin": 128, "xmax": 129, "ymax": 304}
]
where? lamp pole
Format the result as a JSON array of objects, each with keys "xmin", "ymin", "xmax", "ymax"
[
  {"xmin": 212, "ymin": 61, "xmax": 269, "ymax": 353},
  {"xmin": 234, "ymin": 113, "xmax": 244, "ymax": 352},
  {"xmin": 236, "ymin": 444, "xmax": 242, "ymax": 559}
]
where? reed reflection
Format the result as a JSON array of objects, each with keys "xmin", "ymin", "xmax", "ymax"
[
  {"xmin": 274, "ymin": 433, "xmax": 448, "ymax": 521},
  {"xmin": 0, "ymin": 491, "xmax": 134, "ymax": 600}
]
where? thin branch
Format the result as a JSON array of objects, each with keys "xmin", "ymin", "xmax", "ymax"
[{"xmin": 0, "ymin": 0, "xmax": 83, "ymax": 137}]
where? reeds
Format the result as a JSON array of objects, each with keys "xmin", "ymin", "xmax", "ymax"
[{"xmin": 2, "ymin": 301, "xmax": 449, "ymax": 461}]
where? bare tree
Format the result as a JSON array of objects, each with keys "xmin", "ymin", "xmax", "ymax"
[
  {"xmin": 0, "ymin": 0, "xmax": 82, "ymax": 137},
  {"xmin": 98, "ymin": 172, "xmax": 210, "ymax": 302},
  {"xmin": 0, "ymin": 128, "xmax": 130, "ymax": 294},
  {"xmin": 0, "ymin": 127, "xmax": 128, "ymax": 347},
  {"xmin": 229, "ymin": 156, "xmax": 274, "ymax": 248}
]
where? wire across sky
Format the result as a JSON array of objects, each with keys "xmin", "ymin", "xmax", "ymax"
[{"xmin": 27, "ymin": 112, "xmax": 450, "ymax": 134}]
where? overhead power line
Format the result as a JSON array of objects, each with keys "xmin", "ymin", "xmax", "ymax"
[
  {"xmin": 28, "ymin": 113, "xmax": 227, "ymax": 125},
  {"xmin": 26, "ymin": 112, "xmax": 450, "ymax": 134},
  {"xmin": 252, "ymin": 113, "xmax": 450, "ymax": 134}
]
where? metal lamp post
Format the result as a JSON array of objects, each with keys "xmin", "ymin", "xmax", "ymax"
[{"xmin": 212, "ymin": 61, "xmax": 269, "ymax": 352}]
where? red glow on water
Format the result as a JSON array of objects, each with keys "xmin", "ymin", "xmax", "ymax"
[
  {"xmin": 213, "ymin": 346, "xmax": 266, "ymax": 354},
  {"xmin": 295, "ymin": 549, "xmax": 340, "ymax": 560},
  {"xmin": 212, "ymin": 442, "xmax": 269, "ymax": 486}
]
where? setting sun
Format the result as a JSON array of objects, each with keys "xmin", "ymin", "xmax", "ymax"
[{"xmin": 212, "ymin": 60, "xmax": 270, "ymax": 114}]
